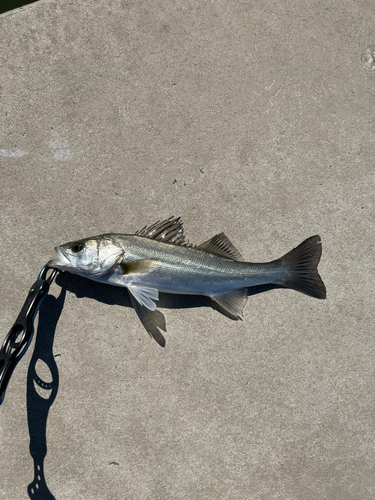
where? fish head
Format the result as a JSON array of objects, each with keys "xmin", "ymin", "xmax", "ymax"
[{"xmin": 48, "ymin": 235, "xmax": 124, "ymax": 278}]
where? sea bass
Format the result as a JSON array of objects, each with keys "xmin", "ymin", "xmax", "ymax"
[{"xmin": 48, "ymin": 217, "xmax": 326, "ymax": 319}]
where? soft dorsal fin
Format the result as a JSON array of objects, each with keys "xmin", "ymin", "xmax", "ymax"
[
  {"xmin": 211, "ymin": 288, "xmax": 247, "ymax": 320},
  {"xmin": 135, "ymin": 216, "xmax": 191, "ymax": 246},
  {"xmin": 197, "ymin": 233, "xmax": 243, "ymax": 261}
]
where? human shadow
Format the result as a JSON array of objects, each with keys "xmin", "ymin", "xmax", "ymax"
[
  {"xmin": 27, "ymin": 287, "xmax": 66, "ymax": 500},
  {"xmin": 55, "ymin": 272, "xmax": 283, "ymax": 347}
]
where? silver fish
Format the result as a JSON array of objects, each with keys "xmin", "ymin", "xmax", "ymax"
[{"xmin": 48, "ymin": 217, "xmax": 326, "ymax": 319}]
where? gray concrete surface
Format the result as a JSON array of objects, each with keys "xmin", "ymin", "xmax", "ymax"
[{"xmin": 1, "ymin": 0, "xmax": 374, "ymax": 498}]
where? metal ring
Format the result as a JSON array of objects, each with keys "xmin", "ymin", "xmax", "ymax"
[{"xmin": 37, "ymin": 264, "xmax": 58, "ymax": 284}]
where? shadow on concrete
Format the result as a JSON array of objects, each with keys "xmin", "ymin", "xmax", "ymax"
[
  {"xmin": 55, "ymin": 272, "xmax": 283, "ymax": 347},
  {"xmin": 27, "ymin": 287, "xmax": 66, "ymax": 500},
  {"xmin": 0, "ymin": 0, "xmax": 39, "ymax": 15},
  {"xmin": 22, "ymin": 272, "xmax": 285, "ymax": 499}
]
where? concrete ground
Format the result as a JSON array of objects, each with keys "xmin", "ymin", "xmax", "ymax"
[{"xmin": 1, "ymin": 0, "xmax": 374, "ymax": 498}]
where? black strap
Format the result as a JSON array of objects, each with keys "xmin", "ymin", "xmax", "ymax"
[{"xmin": 0, "ymin": 265, "xmax": 57, "ymax": 404}]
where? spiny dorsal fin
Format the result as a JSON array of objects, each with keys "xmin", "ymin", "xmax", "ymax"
[
  {"xmin": 135, "ymin": 217, "xmax": 191, "ymax": 246},
  {"xmin": 197, "ymin": 233, "xmax": 243, "ymax": 261},
  {"xmin": 211, "ymin": 288, "xmax": 247, "ymax": 320}
]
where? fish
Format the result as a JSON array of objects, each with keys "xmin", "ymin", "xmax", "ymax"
[{"xmin": 48, "ymin": 217, "xmax": 326, "ymax": 320}]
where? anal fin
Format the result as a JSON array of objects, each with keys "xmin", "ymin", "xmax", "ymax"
[{"xmin": 210, "ymin": 288, "xmax": 247, "ymax": 320}]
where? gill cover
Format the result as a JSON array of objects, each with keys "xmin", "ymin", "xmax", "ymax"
[
  {"xmin": 90, "ymin": 236, "xmax": 124, "ymax": 277},
  {"xmin": 50, "ymin": 236, "xmax": 124, "ymax": 277}
]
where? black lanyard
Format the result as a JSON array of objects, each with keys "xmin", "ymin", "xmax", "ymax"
[{"xmin": 0, "ymin": 265, "xmax": 57, "ymax": 404}]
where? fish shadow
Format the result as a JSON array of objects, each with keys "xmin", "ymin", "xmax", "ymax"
[{"xmin": 55, "ymin": 272, "xmax": 284, "ymax": 347}]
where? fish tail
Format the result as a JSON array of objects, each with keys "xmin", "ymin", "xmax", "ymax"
[{"xmin": 276, "ymin": 235, "xmax": 326, "ymax": 299}]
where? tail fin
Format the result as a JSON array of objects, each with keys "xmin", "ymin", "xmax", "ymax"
[{"xmin": 278, "ymin": 236, "xmax": 326, "ymax": 299}]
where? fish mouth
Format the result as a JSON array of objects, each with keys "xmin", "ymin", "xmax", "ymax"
[{"xmin": 47, "ymin": 246, "xmax": 72, "ymax": 269}]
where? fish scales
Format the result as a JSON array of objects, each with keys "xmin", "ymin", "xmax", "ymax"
[{"xmin": 111, "ymin": 235, "xmax": 285, "ymax": 294}]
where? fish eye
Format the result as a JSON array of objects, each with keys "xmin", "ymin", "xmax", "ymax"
[{"xmin": 71, "ymin": 242, "xmax": 84, "ymax": 253}]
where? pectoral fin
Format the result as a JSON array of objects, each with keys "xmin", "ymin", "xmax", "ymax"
[
  {"xmin": 120, "ymin": 260, "xmax": 160, "ymax": 275},
  {"xmin": 211, "ymin": 288, "xmax": 248, "ymax": 320},
  {"xmin": 128, "ymin": 285, "xmax": 159, "ymax": 311}
]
